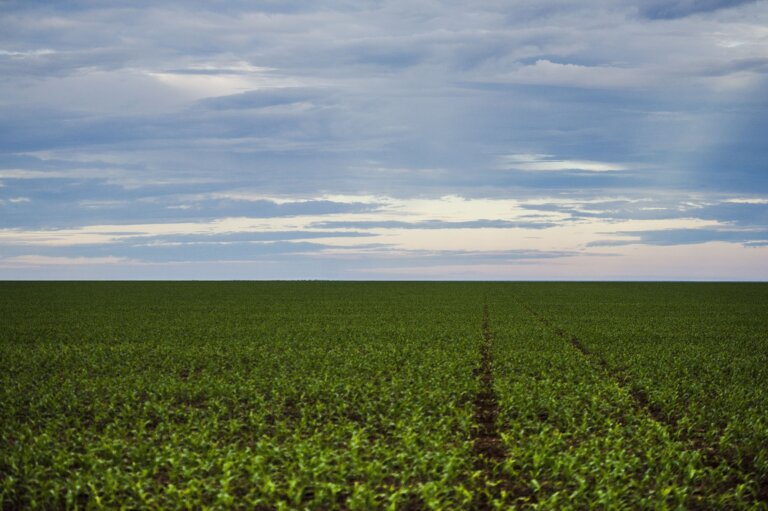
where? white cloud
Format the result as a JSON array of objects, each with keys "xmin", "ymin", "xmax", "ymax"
[
  {"xmin": 723, "ymin": 197, "xmax": 768, "ymax": 205},
  {"xmin": 0, "ymin": 196, "xmax": 31, "ymax": 205},
  {"xmin": 146, "ymin": 61, "xmax": 310, "ymax": 100},
  {"xmin": 0, "ymin": 48, "xmax": 57, "ymax": 58},
  {"xmin": 0, "ymin": 255, "xmax": 130, "ymax": 266},
  {"xmin": 208, "ymin": 192, "xmax": 313, "ymax": 205},
  {"xmin": 500, "ymin": 154, "xmax": 629, "ymax": 172},
  {"xmin": 0, "ymin": 193, "xmax": 723, "ymax": 258}
]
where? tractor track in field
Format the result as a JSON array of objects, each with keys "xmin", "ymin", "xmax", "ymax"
[
  {"xmin": 470, "ymin": 305, "xmax": 506, "ymax": 510},
  {"xmin": 519, "ymin": 300, "xmax": 681, "ymax": 428},
  {"xmin": 520, "ymin": 301, "xmax": 669, "ymax": 425},
  {"xmin": 517, "ymin": 299, "xmax": 768, "ymax": 505}
]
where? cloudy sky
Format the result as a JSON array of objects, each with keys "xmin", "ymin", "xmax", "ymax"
[{"xmin": 1, "ymin": 0, "xmax": 767, "ymax": 279}]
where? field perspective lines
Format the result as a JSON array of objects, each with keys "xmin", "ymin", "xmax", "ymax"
[
  {"xmin": 518, "ymin": 299, "xmax": 669, "ymax": 424},
  {"xmin": 516, "ymin": 294, "xmax": 767, "ymax": 508}
]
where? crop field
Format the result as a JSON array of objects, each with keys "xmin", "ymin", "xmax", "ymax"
[{"xmin": 1, "ymin": 282, "xmax": 767, "ymax": 509}]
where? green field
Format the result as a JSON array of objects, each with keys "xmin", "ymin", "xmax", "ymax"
[{"xmin": 1, "ymin": 282, "xmax": 767, "ymax": 509}]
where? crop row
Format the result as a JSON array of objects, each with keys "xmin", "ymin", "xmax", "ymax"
[
  {"xmin": 1, "ymin": 283, "xmax": 483, "ymax": 509},
  {"xmin": 488, "ymin": 294, "xmax": 760, "ymax": 509},
  {"xmin": 1, "ymin": 282, "xmax": 766, "ymax": 509},
  {"xmin": 503, "ymin": 282, "xmax": 768, "ymax": 506}
]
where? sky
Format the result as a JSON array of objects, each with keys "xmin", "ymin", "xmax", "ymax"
[{"xmin": 1, "ymin": 0, "xmax": 767, "ymax": 280}]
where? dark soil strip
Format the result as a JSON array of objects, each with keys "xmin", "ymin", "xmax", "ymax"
[
  {"xmin": 471, "ymin": 305, "xmax": 505, "ymax": 510},
  {"xmin": 520, "ymin": 301, "xmax": 670, "ymax": 425},
  {"xmin": 518, "ymin": 299, "xmax": 767, "ymax": 504}
]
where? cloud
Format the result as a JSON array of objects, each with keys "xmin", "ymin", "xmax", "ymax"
[
  {"xmin": 519, "ymin": 196, "xmax": 768, "ymax": 230},
  {"xmin": 589, "ymin": 227, "xmax": 768, "ymax": 247},
  {"xmin": 500, "ymin": 154, "xmax": 629, "ymax": 172},
  {"xmin": 199, "ymin": 87, "xmax": 324, "ymax": 111},
  {"xmin": 724, "ymin": 197, "xmax": 768, "ymax": 205},
  {"xmin": 0, "ymin": 193, "xmax": 555, "ymax": 248},
  {"xmin": 1, "ymin": 1, "xmax": 767, "ymax": 278},
  {"xmin": 498, "ymin": 60, "xmax": 650, "ymax": 89},
  {"xmin": 635, "ymin": 0, "xmax": 761, "ymax": 19},
  {"xmin": 0, "ymin": 255, "xmax": 130, "ymax": 266},
  {"xmin": 146, "ymin": 61, "xmax": 307, "ymax": 100},
  {"xmin": 0, "ymin": 196, "xmax": 31, "ymax": 205},
  {"xmin": 309, "ymin": 219, "xmax": 558, "ymax": 230}
]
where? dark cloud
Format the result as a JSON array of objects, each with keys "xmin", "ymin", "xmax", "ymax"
[
  {"xmin": 0, "ymin": 243, "xmax": 581, "ymax": 267},
  {"xmin": 589, "ymin": 228, "xmax": 768, "ymax": 247},
  {"xmin": 635, "ymin": 0, "xmax": 761, "ymax": 19},
  {"xmin": 0, "ymin": 176, "xmax": 381, "ymax": 228},
  {"xmin": 521, "ymin": 199, "xmax": 768, "ymax": 228},
  {"xmin": 0, "ymin": 238, "xmax": 382, "ymax": 263}
]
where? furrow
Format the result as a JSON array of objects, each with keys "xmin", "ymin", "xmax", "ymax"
[
  {"xmin": 470, "ymin": 305, "xmax": 505, "ymax": 510},
  {"xmin": 519, "ymin": 300, "xmax": 671, "ymax": 426},
  {"xmin": 518, "ymin": 298, "xmax": 766, "ymax": 505}
]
